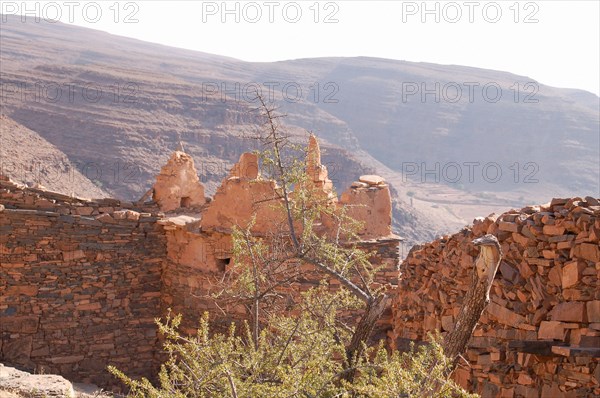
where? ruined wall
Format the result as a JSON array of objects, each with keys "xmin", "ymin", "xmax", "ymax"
[
  {"xmin": 0, "ymin": 137, "xmax": 401, "ymax": 390},
  {"xmin": 392, "ymin": 197, "xmax": 600, "ymax": 398},
  {"xmin": 152, "ymin": 150, "xmax": 206, "ymax": 212},
  {"xmin": 339, "ymin": 175, "xmax": 392, "ymax": 240},
  {"xmin": 159, "ymin": 225, "xmax": 241, "ymax": 335},
  {"xmin": 159, "ymin": 223, "xmax": 400, "ymax": 339},
  {"xmin": 0, "ymin": 177, "xmax": 166, "ymax": 387},
  {"xmin": 356, "ymin": 237, "xmax": 400, "ymax": 341},
  {"xmin": 159, "ymin": 147, "xmax": 401, "ymax": 339}
]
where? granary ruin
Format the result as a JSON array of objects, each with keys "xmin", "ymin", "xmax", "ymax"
[
  {"xmin": 0, "ymin": 135, "xmax": 598, "ymax": 397},
  {"xmin": 0, "ymin": 136, "xmax": 401, "ymax": 388}
]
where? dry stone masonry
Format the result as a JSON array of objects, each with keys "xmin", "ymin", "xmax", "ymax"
[
  {"xmin": 0, "ymin": 136, "xmax": 401, "ymax": 390},
  {"xmin": 4, "ymin": 133, "xmax": 596, "ymax": 397},
  {"xmin": 392, "ymin": 197, "xmax": 600, "ymax": 397},
  {"xmin": 0, "ymin": 175, "xmax": 165, "ymax": 387}
]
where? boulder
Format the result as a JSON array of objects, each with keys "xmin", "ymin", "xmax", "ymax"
[
  {"xmin": 0, "ymin": 363, "xmax": 75, "ymax": 397},
  {"xmin": 358, "ymin": 175, "xmax": 386, "ymax": 186}
]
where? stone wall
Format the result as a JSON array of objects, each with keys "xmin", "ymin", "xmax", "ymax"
[
  {"xmin": 0, "ymin": 135, "xmax": 401, "ymax": 390},
  {"xmin": 159, "ymin": 222, "xmax": 400, "ymax": 340},
  {"xmin": 0, "ymin": 177, "xmax": 166, "ymax": 387},
  {"xmin": 158, "ymin": 142, "xmax": 400, "ymax": 340},
  {"xmin": 391, "ymin": 197, "xmax": 600, "ymax": 397},
  {"xmin": 6, "ymin": 133, "xmax": 598, "ymax": 398}
]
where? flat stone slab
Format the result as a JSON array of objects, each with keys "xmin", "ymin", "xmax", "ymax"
[
  {"xmin": 159, "ymin": 214, "xmax": 201, "ymax": 226},
  {"xmin": 358, "ymin": 175, "xmax": 386, "ymax": 186},
  {"xmin": 351, "ymin": 181, "xmax": 369, "ymax": 188}
]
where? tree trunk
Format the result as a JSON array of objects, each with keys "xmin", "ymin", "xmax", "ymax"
[
  {"xmin": 442, "ymin": 241, "xmax": 501, "ymax": 371},
  {"xmin": 343, "ymin": 294, "xmax": 388, "ymax": 382},
  {"xmin": 442, "ymin": 275, "xmax": 490, "ymax": 368}
]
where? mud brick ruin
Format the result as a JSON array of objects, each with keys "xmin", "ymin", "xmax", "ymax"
[
  {"xmin": 0, "ymin": 136, "xmax": 400, "ymax": 388},
  {"xmin": 1, "ymin": 135, "xmax": 598, "ymax": 397}
]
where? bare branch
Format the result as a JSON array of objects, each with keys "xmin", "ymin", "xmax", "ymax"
[{"xmin": 301, "ymin": 256, "xmax": 371, "ymax": 303}]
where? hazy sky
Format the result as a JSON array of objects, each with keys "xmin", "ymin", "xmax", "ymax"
[{"xmin": 3, "ymin": 0, "xmax": 599, "ymax": 95}]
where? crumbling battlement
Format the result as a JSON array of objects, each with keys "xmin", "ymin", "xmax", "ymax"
[
  {"xmin": 152, "ymin": 135, "xmax": 395, "ymax": 238},
  {"xmin": 0, "ymin": 135, "xmax": 400, "ymax": 390},
  {"xmin": 157, "ymin": 135, "xmax": 400, "ymax": 337},
  {"xmin": 392, "ymin": 197, "xmax": 600, "ymax": 397},
  {"xmin": 152, "ymin": 150, "xmax": 206, "ymax": 212}
]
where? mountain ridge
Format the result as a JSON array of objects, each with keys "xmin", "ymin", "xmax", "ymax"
[{"xmin": 1, "ymin": 14, "xmax": 598, "ymax": 245}]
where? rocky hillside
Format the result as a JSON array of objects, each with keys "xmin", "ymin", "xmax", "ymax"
[
  {"xmin": 1, "ymin": 14, "xmax": 598, "ymax": 244},
  {"xmin": 0, "ymin": 115, "xmax": 108, "ymax": 198}
]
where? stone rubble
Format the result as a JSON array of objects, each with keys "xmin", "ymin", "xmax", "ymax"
[{"xmin": 392, "ymin": 197, "xmax": 600, "ymax": 397}]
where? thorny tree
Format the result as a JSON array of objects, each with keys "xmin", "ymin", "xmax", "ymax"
[
  {"xmin": 235, "ymin": 94, "xmax": 392, "ymax": 375},
  {"xmin": 109, "ymin": 96, "xmax": 480, "ymax": 397}
]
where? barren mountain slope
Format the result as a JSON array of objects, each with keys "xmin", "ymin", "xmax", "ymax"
[
  {"xmin": 1, "ymin": 15, "xmax": 598, "ymax": 244},
  {"xmin": 243, "ymin": 57, "xmax": 599, "ymax": 198},
  {"xmin": 0, "ymin": 115, "xmax": 108, "ymax": 198}
]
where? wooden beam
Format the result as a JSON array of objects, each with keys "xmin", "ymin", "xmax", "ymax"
[
  {"xmin": 508, "ymin": 340, "xmax": 566, "ymax": 355},
  {"xmin": 551, "ymin": 346, "xmax": 600, "ymax": 358}
]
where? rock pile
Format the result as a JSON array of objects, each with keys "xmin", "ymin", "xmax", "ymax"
[{"xmin": 392, "ymin": 197, "xmax": 600, "ymax": 397}]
